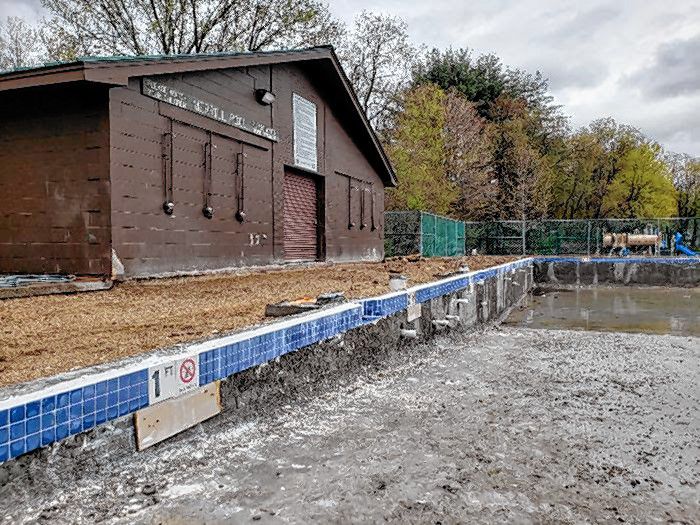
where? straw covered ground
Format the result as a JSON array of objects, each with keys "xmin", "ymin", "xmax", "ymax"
[{"xmin": 0, "ymin": 256, "xmax": 518, "ymax": 387}]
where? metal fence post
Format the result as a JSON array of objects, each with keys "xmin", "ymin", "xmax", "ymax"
[
  {"xmin": 521, "ymin": 220, "xmax": 526, "ymax": 255},
  {"xmin": 434, "ymin": 213, "xmax": 437, "ymax": 256},
  {"xmin": 586, "ymin": 221, "xmax": 591, "ymax": 255},
  {"xmin": 419, "ymin": 212, "xmax": 423, "ymax": 256}
]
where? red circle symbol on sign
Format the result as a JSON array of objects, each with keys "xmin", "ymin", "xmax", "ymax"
[{"xmin": 179, "ymin": 358, "xmax": 196, "ymax": 383}]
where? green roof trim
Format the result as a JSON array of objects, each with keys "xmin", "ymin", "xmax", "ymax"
[{"xmin": 0, "ymin": 46, "xmax": 334, "ymax": 77}]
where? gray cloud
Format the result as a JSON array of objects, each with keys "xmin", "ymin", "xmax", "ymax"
[
  {"xmin": 539, "ymin": 6, "xmax": 621, "ymax": 43},
  {"xmin": 523, "ymin": 57, "xmax": 609, "ymax": 90},
  {"xmin": 644, "ymin": 103, "xmax": 700, "ymax": 145},
  {"xmin": 328, "ymin": 0, "xmax": 700, "ymax": 155},
  {"xmin": 0, "ymin": 0, "xmax": 43, "ymax": 19},
  {"xmin": 626, "ymin": 35, "xmax": 700, "ymax": 99},
  {"xmin": 487, "ymin": 7, "xmax": 616, "ymax": 90}
]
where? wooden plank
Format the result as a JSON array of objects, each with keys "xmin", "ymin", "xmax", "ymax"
[{"xmin": 134, "ymin": 382, "xmax": 221, "ymax": 451}]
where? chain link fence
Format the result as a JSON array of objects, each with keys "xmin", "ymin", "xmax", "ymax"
[
  {"xmin": 464, "ymin": 217, "xmax": 700, "ymax": 255},
  {"xmin": 386, "ymin": 212, "xmax": 699, "ymax": 256},
  {"xmin": 384, "ymin": 211, "xmax": 422, "ymax": 257},
  {"xmin": 385, "ymin": 211, "xmax": 465, "ymax": 257}
]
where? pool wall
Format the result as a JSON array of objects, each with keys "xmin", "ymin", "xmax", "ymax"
[
  {"xmin": 0, "ymin": 258, "xmax": 533, "ymax": 473},
  {"xmin": 534, "ymin": 256, "xmax": 700, "ymax": 287}
]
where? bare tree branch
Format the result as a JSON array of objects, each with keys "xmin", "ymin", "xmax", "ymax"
[
  {"xmin": 337, "ymin": 11, "xmax": 414, "ymax": 130},
  {"xmin": 39, "ymin": 0, "xmax": 342, "ymax": 58}
]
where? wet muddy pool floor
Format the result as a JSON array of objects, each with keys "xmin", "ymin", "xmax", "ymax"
[
  {"xmin": 505, "ymin": 286, "xmax": 699, "ymax": 336},
  {"xmin": 2, "ymin": 326, "xmax": 698, "ymax": 524}
]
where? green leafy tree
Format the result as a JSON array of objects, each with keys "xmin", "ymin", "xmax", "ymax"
[
  {"xmin": 413, "ymin": 47, "xmax": 557, "ymax": 121},
  {"xmin": 602, "ymin": 143, "xmax": 677, "ymax": 218},
  {"xmin": 444, "ymin": 88, "xmax": 496, "ymax": 221},
  {"xmin": 550, "ymin": 118, "xmax": 646, "ymax": 219},
  {"xmin": 385, "ymin": 83, "xmax": 498, "ymax": 218},
  {"xmin": 412, "ymin": 47, "xmax": 563, "ymax": 220},
  {"xmin": 666, "ymin": 152, "xmax": 700, "ymax": 218},
  {"xmin": 385, "ymin": 84, "xmax": 455, "ymax": 214},
  {"xmin": 488, "ymin": 95, "xmax": 553, "ymax": 220},
  {"xmin": 550, "ymin": 132, "xmax": 604, "ymax": 219},
  {"xmin": 666, "ymin": 152, "xmax": 700, "ymax": 246},
  {"xmin": 413, "ymin": 48, "xmax": 504, "ymax": 117}
]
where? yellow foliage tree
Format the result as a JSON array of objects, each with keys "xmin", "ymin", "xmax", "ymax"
[
  {"xmin": 384, "ymin": 84, "xmax": 457, "ymax": 215},
  {"xmin": 603, "ymin": 144, "xmax": 677, "ymax": 218}
]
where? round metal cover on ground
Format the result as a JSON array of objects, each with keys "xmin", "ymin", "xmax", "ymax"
[{"xmin": 283, "ymin": 172, "xmax": 319, "ymax": 261}]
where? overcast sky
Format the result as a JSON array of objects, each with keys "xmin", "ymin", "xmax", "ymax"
[{"xmin": 3, "ymin": 0, "xmax": 699, "ymax": 156}]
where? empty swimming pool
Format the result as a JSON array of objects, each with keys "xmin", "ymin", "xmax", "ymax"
[{"xmin": 505, "ymin": 286, "xmax": 699, "ymax": 336}]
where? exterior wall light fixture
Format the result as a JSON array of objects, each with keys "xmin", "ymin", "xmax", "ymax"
[{"xmin": 255, "ymin": 89, "xmax": 276, "ymax": 105}]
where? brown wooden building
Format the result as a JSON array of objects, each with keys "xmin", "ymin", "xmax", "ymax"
[{"xmin": 0, "ymin": 47, "xmax": 395, "ymax": 278}]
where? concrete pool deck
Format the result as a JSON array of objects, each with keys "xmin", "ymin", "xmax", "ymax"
[{"xmin": 2, "ymin": 327, "xmax": 697, "ymax": 523}]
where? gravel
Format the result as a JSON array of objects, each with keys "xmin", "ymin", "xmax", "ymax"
[{"xmin": 1, "ymin": 326, "xmax": 698, "ymax": 524}]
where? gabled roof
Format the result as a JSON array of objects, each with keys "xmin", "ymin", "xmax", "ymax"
[{"xmin": 0, "ymin": 46, "xmax": 396, "ymax": 186}]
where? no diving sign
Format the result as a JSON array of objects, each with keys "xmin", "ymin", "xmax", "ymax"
[
  {"xmin": 148, "ymin": 356, "xmax": 200, "ymax": 404},
  {"xmin": 179, "ymin": 358, "xmax": 196, "ymax": 384}
]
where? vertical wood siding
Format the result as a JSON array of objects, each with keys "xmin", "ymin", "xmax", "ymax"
[
  {"xmin": 0, "ymin": 59, "xmax": 388, "ymax": 278},
  {"xmin": 109, "ymin": 61, "xmax": 386, "ymax": 277},
  {"xmin": 270, "ymin": 64, "xmax": 386, "ymax": 264},
  {"xmin": 109, "ymin": 80, "xmax": 275, "ymax": 277}
]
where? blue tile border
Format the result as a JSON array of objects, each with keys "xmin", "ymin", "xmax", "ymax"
[
  {"xmin": 0, "ymin": 303, "xmax": 364, "ymax": 464},
  {"xmin": 360, "ymin": 291, "xmax": 409, "ymax": 321},
  {"xmin": 413, "ymin": 275, "xmax": 469, "ymax": 303},
  {"xmin": 197, "ymin": 306, "xmax": 363, "ymax": 385},
  {"xmin": 0, "ymin": 258, "xmax": 540, "ymax": 464},
  {"xmin": 408, "ymin": 257, "xmax": 533, "ymax": 304}
]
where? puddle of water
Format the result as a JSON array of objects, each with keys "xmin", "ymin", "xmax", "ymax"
[{"xmin": 505, "ymin": 287, "xmax": 700, "ymax": 336}]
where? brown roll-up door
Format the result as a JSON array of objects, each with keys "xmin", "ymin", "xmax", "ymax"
[{"xmin": 284, "ymin": 171, "xmax": 319, "ymax": 260}]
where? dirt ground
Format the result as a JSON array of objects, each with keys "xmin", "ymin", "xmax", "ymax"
[
  {"xmin": 0, "ymin": 256, "xmax": 517, "ymax": 387},
  {"xmin": 1, "ymin": 327, "xmax": 697, "ymax": 523}
]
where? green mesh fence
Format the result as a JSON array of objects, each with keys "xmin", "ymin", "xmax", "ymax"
[
  {"xmin": 387, "ymin": 214, "xmax": 699, "ymax": 257},
  {"xmin": 385, "ymin": 211, "xmax": 466, "ymax": 257}
]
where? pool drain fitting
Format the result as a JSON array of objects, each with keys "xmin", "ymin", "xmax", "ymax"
[{"xmin": 400, "ymin": 329, "xmax": 418, "ymax": 339}]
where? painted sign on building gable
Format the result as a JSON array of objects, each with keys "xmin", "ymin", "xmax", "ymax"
[{"xmin": 142, "ymin": 78, "xmax": 278, "ymax": 141}]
